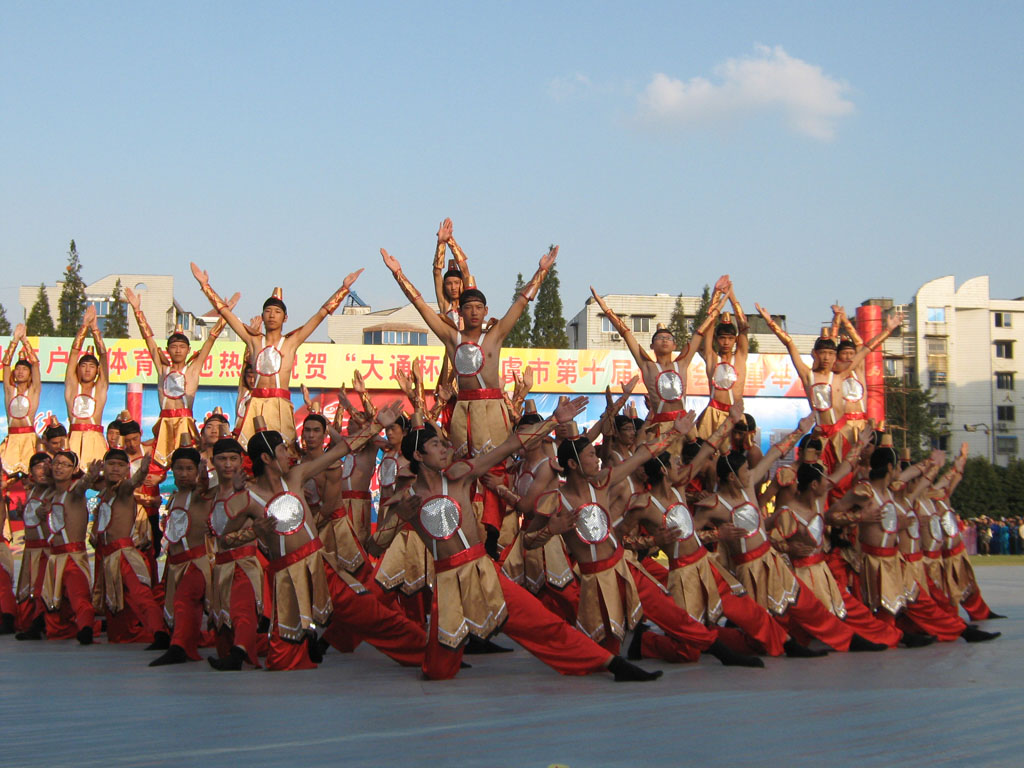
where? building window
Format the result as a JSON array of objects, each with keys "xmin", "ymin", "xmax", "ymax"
[
  {"xmin": 929, "ymin": 403, "xmax": 949, "ymax": 419},
  {"xmin": 995, "ymin": 341, "xmax": 1014, "ymax": 359},
  {"xmin": 601, "ymin": 316, "xmax": 615, "ymax": 334},
  {"xmin": 930, "ymin": 434, "xmax": 950, "ymax": 451},
  {"xmin": 995, "ymin": 436, "xmax": 1018, "ymax": 455},
  {"xmin": 994, "ymin": 312, "xmax": 1013, "ymax": 328},
  {"xmin": 996, "ymin": 405, "xmax": 1015, "ymax": 422},
  {"xmin": 996, "ymin": 372, "xmax": 1015, "ymax": 390},
  {"xmin": 925, "ymin": 338, "xmax": 947, "ymax": 355},
  {"xmin": 884, "ymin": 358, "xmax": 897, "ymax": 376},
  {"xmin": 363, "ymin": 330, "xmax": 427, "ymax": 345},
  {"xmin": 926, "ymin": 307, "xmax": 945, "ymax": 323},
  {"xmin": 631, "ymin": 316, "xmax": 651, "ymax": 334},
  {"xmin": 928, "ymin": 371, "xmax": 947, "ymax": 386}
]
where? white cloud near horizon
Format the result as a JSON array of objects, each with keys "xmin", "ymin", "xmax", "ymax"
[
  {"xmin": 637, "ymin": 45, "xmax": 854, "ymax": 140},
  {"xmin": 547, "ymin": 72, "xmax": 594, "ymax": 101}
]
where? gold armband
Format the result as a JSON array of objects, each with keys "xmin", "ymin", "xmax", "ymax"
[
  {"xmin": 321, "ymin": 285, "xmax": 350, "ymax": 316},
  {"xmin": 132, "ymin": 308, "xmax": 154, "ymax": 339},
  {"xmin": 520, "ymin": 264, "xmax": 551, "ymax": 302},
  {"xmin": 200, "ymin": 283, "xmax": 227, "ymax": 312},
  {"xmin": 22, "ymin": 340, "xmax": 39, "ymax": 365},
  {"xmin": 433, "ymin": 240, "xmax": 446, "ymax": 272},
  {"xmin": 766, "ymin": 315, "xmax": 792, "ymax": 345},
  {"xmin": 1, "ymin": 342, "xmax": 14, "ymax": 367},
  {"xmin": 393, "ymin": 270, "xmax": 422, "ymax": 303},
  {"xmin": 72, "ymin": 324, "xmax": 89, "ymax": 351},
  {"xmin": 448, "ymin": 237, "xmax": 476, "ymax": 289}
]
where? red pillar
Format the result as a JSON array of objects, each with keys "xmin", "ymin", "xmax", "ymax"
[
  {"xmin": 127, "ymin": 382, "xmax": 143, "ymax": 424},
  {"xmin": 855, "ymin": 305, "xmax": 885, "ymax": 426}
]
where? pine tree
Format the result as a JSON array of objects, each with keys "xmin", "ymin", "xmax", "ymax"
[
  {"xmin": 26, "ymin": 284, "xmax": 56, "ymax": 336},
  {"xmin": 531, "ymin": 261, "xmax": 569, "ymax": 349},
  {"xmin": 0, "ymin": 303, "xmax": 11, "ymax": 335},
  {"xmin": 58, "ymin": 239, "xmax": 88, "ymax": 336},
  {"xmin": 884, "ymin": 375, "xmax": 939, "ymax": 460},
  {"xmin": 748, "ymin": 335, "xmax": 760, "ymax": 353},
  {"xmin": 668, "ymin": 294, "xmax": 689, "ymax": 347},
  {"xmin": 691, "ymin": 284, "xmax": 712, "ymax": 337},
  {"xmin": 105, "ymin": 278, "xmax": 129, "ymax": 337},
  {"xmin": 506, "ymin": 273, "xmax": 532, "ymax": 348}
]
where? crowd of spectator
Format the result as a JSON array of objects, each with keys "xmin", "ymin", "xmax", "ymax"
[{"xmin": 974, "ymin": 516, "xmax": 1024, "ymax": 555}]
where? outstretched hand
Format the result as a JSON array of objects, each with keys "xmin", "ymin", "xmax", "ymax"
[
  {"xmin": 380, "ymin": 249, "xmax": 401, "ymax": 272},
  {"xmin": 754, "ymin": 303, "xmax": 772, "ymax": 323},
  {"xmin": 342, "ymin": 268, "xmax": 364, "ymax": 292},
  {"xmin": 190, "ymin": 262, "xmax": 209, "ymax": 286},
  {"xmin": 375, "ymin": 400, "xmax": 406, "ymax": 429},
  {"xmin": 437, "ymin": 218, "xmax": 453, "ymax": 243},
  {"xmin": 540, "ymin": 246, "xmax": 558, "ymax": 270},
  {"xmin": 553, "ymin": 395, "xmax": 588, "ymax": 424}
]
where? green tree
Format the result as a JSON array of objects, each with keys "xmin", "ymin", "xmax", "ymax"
[
  {"xmin": 747, "ymin": 335, "xmax": 760, "ymax": 353},
  {"xmin": 105, "ymin": 278, "xmax": 129, "ymax": 337},
  {"xmin": 531, "ymin": 260, "xmax": 569, "ymax": 349},
  {"xmin": 951, "ymin": 456, "xmax": 1007, "ymax": 519},
  {"xmin": 667, "ymin": 294, "xmax": 689, "ymax": 347},
  {"xmin": 691, "ymin": 284, "xmax": 712, "ymax": 339},
  {"xmin": 0, "ymin": 303, "xmax": 11, "ymax": 335},
  {"xmin": 26, "ymin": 284, "xmax": 55, "ymax": 336},
  {"xmin": 58, "ymin": 239, "xmax": 88, "ymax": 336},
  {"xmin": 1003, "ymin": 458, "xmax": 1024, "ymax": 518},
  {"xmin": 506, "ymin": 272, "xmax": 532, "ymax": 348},
  {"xmin": 884, "ymin": 375, "xmax": 939, "ymax": 460}
]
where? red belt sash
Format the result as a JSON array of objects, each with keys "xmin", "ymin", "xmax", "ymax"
[
  {"xmin": 709, "ymin": 398, "xmax": 731, "ymax": 413},
  {"xmin": 791, "ymin": 552, "xmax": 826, "ymax": 568},
  {"xmin": 578, "ymin": 545, "xmax": 625, "ymax": 575},
  {"xmin": 159, "ymin": 408, "xmax": 193, "ymax": 419},
  {"xmin": 267, "ymin": 538, "xmax": 322, "ymax": 575},
  {"xmin": 942, "ymin": 541, "xmax": 966, "ymax": 558},
  {"xmin": 341, "ymin": 490, "xmax": 372, "ymax": 500},
  {"xmin": 733, "ymin": 540, "xmax": 771, "ymax": 565},
  {"xmin": 251, "ymin": 388, "xmax": 290, "ymax": 400},
  {"xmin": 458, "ymin": 388, "xmax": 503, "ymax": 401},
  {"xmin": 98, "ymin": 537, "xmax": 135, "ymax": 558},
  {"xmin": 50, "ymin": 541, "xmax": 86, "ymax": 555},
  {"xmin": 330, "ymin": 508, "xmax": 350, "ymax": 521},
  {"xmin": 816, "ymin": 419, "xmax": 844, "ymax": 437},
  {"xmin": 902, "ymin": 551, "xmax": 924, "ymax": 562},
  {"xmin": 668, "ymin": 547, "xmax": 708, "ymax": 570},
  {"xmin": 924, "ymin": 549, "xmax": 943, "ymax": 559},
  {"xmin": 8, "ymin": 425, "xmax": 36, "ymax": 434},
  {"xmin": 844, "ymin": 411, "xmax": 868, "ymax": 421},
  {"xmin": 651, "ymin": 409, "xmax": 685, "ymax": 424},
  {"xmin": 24, "ymin": 539, "xmax": 49, "ymax": 550},
  {"xmin": 215, "ymin": 544, "xmax": 261, "ymax": 565},
  {"xmin": 434, "ymin": 543, "xmax": 487, "ymax": 573},
  {"xmin": 168, "ymin": 545, "xmax": 208, "ymax": 565},
  {"xmin": 71, "ymin": 423, "xmax": 103, "ymax": 433},
  {"xmin": 862, "ymin": 543, "xmax": 898, "ymax": 557}
]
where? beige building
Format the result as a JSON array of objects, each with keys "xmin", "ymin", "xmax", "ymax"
[
  {"xmin": 327, "ymin": 302, "xmax": 445, "ymax": 346},
  {"xmin": 19, "ymin": 273, "xmax": 237, "ymax": 341}
]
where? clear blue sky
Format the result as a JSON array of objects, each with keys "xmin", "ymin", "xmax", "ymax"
[{"xmin": 2, "ymin": 1, "xmax": 1022, "ymax": 338}]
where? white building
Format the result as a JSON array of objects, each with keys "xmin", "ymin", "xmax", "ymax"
[{"xmin": 327, "ymin": 302, "xmax": 444, "ymax": 346}]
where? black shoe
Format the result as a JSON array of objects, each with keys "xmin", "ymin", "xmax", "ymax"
[
  {"xmin": 984, "ymin": 611, "xmax": 1006, "ymax": 620},
  {"xmin": 784, "ymin": 639, "xmax": 829, "ymax": 658},
  {"xmin": 307, "ymin": 633, "xmax": 325, "ymax": 664},
  {"xmin": 609, "ymin": 656, "xmax": 664, "ymax": 682},
  {"xmin": 208, "ymin": 646, "xmax": 247, "ymax": 671},
  {"xmin": 15, "ymin": 616, "xmax": 44, "ymax": 641},
  {"xmin": 77, "ymin": 626, "xmax": 94, "ymax": 645},
  {"xmin": 257, "ymin": 615, "xmax": 271, "ymax": 634},
  {"xmin": 900, "ymin": 632, "xmax": 936, "ymax": 648},
  {"xmin": 484, "ymin": 526, "xmax": 501, "ymax": 561},
  {"xmin": 962, "ymin": 626, "xmax": 1001, "ymax": 643},
  {"xmin": 149, "ymin": 645, "xmax": 189, "ymax": 666},
  {"xmin": 145, "ymin": 630, "xmax": 171, "ymax": 651},
  {"xmin": 460, "ymin": 661, "xmax": 472, "ymax": 669},
  {"xmin": 464, "ymin": 635, "xmax": 514, "ymax": 654},
  {"xmin": 0, "ymin": 613, "xmax": 15, "ymax": 635},
  {"xmin": 849, "ymin": 634, "xmax": 888, "ymax": 652},
  {"xmin": 707, "ymin": 640, "xmax": 765, "ymax": 668},
  {"xmin": 627, "ymin": 622, "xmax": 649, "ymax": 661}
]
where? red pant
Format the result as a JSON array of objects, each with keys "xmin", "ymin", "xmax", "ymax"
[
  {"xmin": 629, "ymin": 562, "xmax": 718, "ymax": 659},
  {"xmin": 709, "ymin": 564, "xmax": 789, "ymax": 656},
  {"xmin": 423, "ymin": 564, "xmax": 613, "ymax": 680},
  {"xmin": 44, "ymin": 559, "xmax": 95, "ymax": 639},
  {"xmin": 0, "ymin": 565, "xmax": 15, "ymax": 616},
  {"xmin": 16, "ymin": 552, "xmax": 47, "ymax": 631},
  {"xmin": 536, "ymin": 581, "xmax": 580, "ymax": 626},
  {"xmin": 879, "ymin": 583, "xmax": 966, "ymax": 643},
  {"xmin": 170, "ymin": 564, "xmax": 207, "ymax": 660},
  {"xmin": 215, "ymin": 565, "xmax": 265, "ymax": 666},
  {"xmin": 961, "ymin": 588, "xmax": 995, "ymax": 621},
  {"xmin": 106, "ymin": 557, "xmax": 166, "ymax": 643},
  {"xmin": 778, "ymin": 577, "xmax": 854, "ymax": 651}
]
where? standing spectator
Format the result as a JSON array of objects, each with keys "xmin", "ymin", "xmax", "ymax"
[
  {"xmin": 962, "ymin": 517, "xmax": 977, "ymax": 555},
  {"xmin": 997, "ymin": 519, "xmax": 1010, "ymax": 555},
  {"xmin": 977, "ymin": 517, "xmax": 992, "ymax": 555}
]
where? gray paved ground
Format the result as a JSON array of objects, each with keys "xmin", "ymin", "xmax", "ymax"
[{"xmin": 1, "ymin": 566, "xmax": 1020, "ymax": 768}]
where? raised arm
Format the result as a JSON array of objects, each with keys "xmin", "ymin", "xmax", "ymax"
[
  {"xmin": 381, "ymin": 249, "xmax": 458, "ymax": 343},
  {"xmin": 755, "ymin": 303, "xmax": 811, "ymax": 380},
  {"xmin": 288, "ymin": 269, "xmax": 364, "ymax": 346},
  {"xmin": 682, "ymin": 276, "xmax": 729, "ymax": 362},
  {"xmin": 119, "ymin": 455, "xmax": 154, "ymax": 496},
  {"xmin": 88, "ymin": 310, "xmax": 110, "ymax": 383},
  {"xmin": 191, "ymin": 262, "xmax": 258, "ymax": 347},
  {"xmin": 65, "ymin": 307, "xmax": 95, "ymax": 396},
  {"xmin": 191, "ymin": 314, "xmax": 229, "ymax": 372},
  {"xmin": 586, "ymin": 376, "xmax": 639, "ymax": 444},
  {"xmin": 832, "ymin": 305, "xmax": 864, "ymax": 347},
  {"xmin": 609, "ymin": 411, "xmax": 696, "ymax": 487},
  {"xmin": 686, "ymin": 404, "xmax": 745, "ymax": 480},
  {"xmin": 590, "ymin": 287, "xmax": 650, "ymax": 365},
  {"xmin": 729, "ymin": 284, "xmax": 750, "ymax": 355},
  {"xmin": 445, "ymin": 222, "xmax": 476, "ymax": 290},
  {"xmin": 846, "ymin": 311, "xmax": 903, "ymax": 370},
  {"xmin": 492, "ymin": 247, "xmax": 557, "ymax": 342},
  {"xmin": 750, "ymin": 412, "xmax": 815, "ymax": 484},
  {"xmin": 2, "ymin": 324, "xmax": 23, "ymax": 382},
  {"xmin": 432, "ymin": 218, "xmax": 453, "ymax": 311},
  {"xmin": 124, "ymin": 286, "xmax": 165, "ymax": 368},
  {"xmin": 291, "ymin": 402, "xmax": 401, "ymax": 482}
]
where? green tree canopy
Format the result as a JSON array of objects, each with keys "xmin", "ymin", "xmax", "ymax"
[
  {"xmin": 951, "ymin": 456, "xmax": 1007, "ymax": 519},
  {"xmin": 0, "ymin": 303, "xmax": 11, "ymax": 335},
  {"xmin": 58, "ymin": 239, "xmax": 88, "ymax": 336},
  {"xmin": 668, "ymin": 294, "xmax": 689, "ymax": 347},
  {"xmin": 531, "ymin": 261, "xmax": 569, "ymax": 349},
  {"xmin": 105, "ymin": 278, "xmax": 129, "ymax": 338},
  {"xmin": 26, "ymin": 284, "xmax": 55, "ymax": 336},
  {"xmin": 884, "ymin": 375, "xmax": 939, "ymax": 460},
  {"xmin": 506, "ymin": 272, "xmax": 532, "ymax": 348}
]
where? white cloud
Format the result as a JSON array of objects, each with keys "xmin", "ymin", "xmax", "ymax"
[
  {"xmin": 637, "ymin": 45, "xmax": 854, "ymax": 140},
  {"xmin": 547, "ymin": 72, "xmax": 593, "ymax": 102}
]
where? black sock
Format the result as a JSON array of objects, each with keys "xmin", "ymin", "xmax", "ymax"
[
  {"xmin": 608, "ymin": 656, "xmax": 663, "ymax": 682},
  {"xmin": 706, "ymin": 640, "xmax": 764, "ymax": 668},
  {"xmin": 848, "ymin": 634, "xmax": 888, "ymax": 652},
  {"xmin": 77, "ymin": 625, "xmax": 94, "ymax": 645},
  {"xmin": 784, "ymin": 639, "xmax": 828, "ymax": 658},
  {"xmin": 149, "ymin": 644, "xmax": 189, "ymax": 666}
]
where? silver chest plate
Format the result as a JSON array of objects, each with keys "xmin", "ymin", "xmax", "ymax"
[
  {"xmin": 162, "ymin": 371, "xmax": 187, "ymax": 399},
  {"xmin": 811, "ymin": 382, "xmax": 832, "ymax": 412},
  {"xmin": 165, "ymin": 508, "xmax": 190, "ymax": 544},
  {"xmin": 379, "ymin": 457, "xmax": 398, "ymax": 487},
  {"xmin": 255, "ymin": 346, "xmax": 282, "ymax": 376},
  {"xmin": 732, "ymin": 503, "xmax": 761, "ymax": 537},
  {"xmin": 419, "ymin": 496, "xmax": 462, "ymax": 540},
  {"xmin": 515, "ymin": 470, "xmax": 534, "ymax": 498},
  {"xmin": 712, "ymin": 363, "xmax": 737, "ymax": 391},
  {"xmin": 665, "ymin": 503, "xmax": 694, "ymax": 540},
  {"xmin": 266, "ymin": 493, "xmax": 305, "ymax": 535},
  {"xmin": 95, "ymin": 501, "xmax": 112, "ymax": 533},
  {"xmin": 72, "ymin": 394, "xmax": 96, "ymax": 419},
  {"xmin": 24, "ymin": 498, "xmax": 43, "ymax": 527},
  {"xmin": 8, "ymin": 394, "xmax": 30, "ymax": 419},
  {"xmin": 209, "ymin": 501, "xmax": 229, "ymax": 537},
  {"xmin": 928, "ymin": 515, "xmax": 943, "ymax": 542},
  {"xmin": 236, "ymin": 394, "xmax": 250, "ymax": 419},
  {"xmin": 303, "ymin": 478, "xmax": 321, "ymax": 507},
  {"xmin": 941, "ymin": 510, "xmax": 959, "ymax": 538},
  {"xmin": 340, "ymin": 454, "xmax": 355, "ymax": 479},
  {"xmin": 806, "ymin": 515, "xmax": 825, "ymax": 546},
  {"xmin": 907, "ymin": 515, "xmax": 920, "ymax": 539},
  {"xmin": 454, "ymin": 343, "xmax": 484, "ymax": 376},
  {"xmin": 48, "ymin": 503, "xmax": 66, "ymax": 533},
  {"xmin": 841, "ymin": 377, "xmax": 864, "ymax": 402},
  {"xmin": 880, "ymin": 502, "xmax": 899, "ymax": 533},
  {"xmin": 655, "ymin": 369, "xmax": 683, "ymax": 402},
  {"xmin": 575, "ymin": 504, "xmax": 610, "ymax": 544}
]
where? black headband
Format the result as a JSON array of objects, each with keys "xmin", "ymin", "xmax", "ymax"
[
  {"xmin": 460, "ymin": 288, "xmax": 487, "ymax": 306},
  {"xmin": 212, "ymin": 437, "xmax": 244, "ymax": 456},
  {"xmin": 171, "ymin": 447, "xmax": 202, "ymax": 466},
  {"xmin": 167, "ymin": 332, "xmax": 191, "ymax": 347},
  {"xmin": 262, "ymin": 297, "xmax": 287, "ymax": 314},
  {"xmin": 29, "ymin": 452, "xmax": 51, "ymax": 469},
  {"xmin": 103, "ymin": 448, "xmax": 130, "ymax": 463}
]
